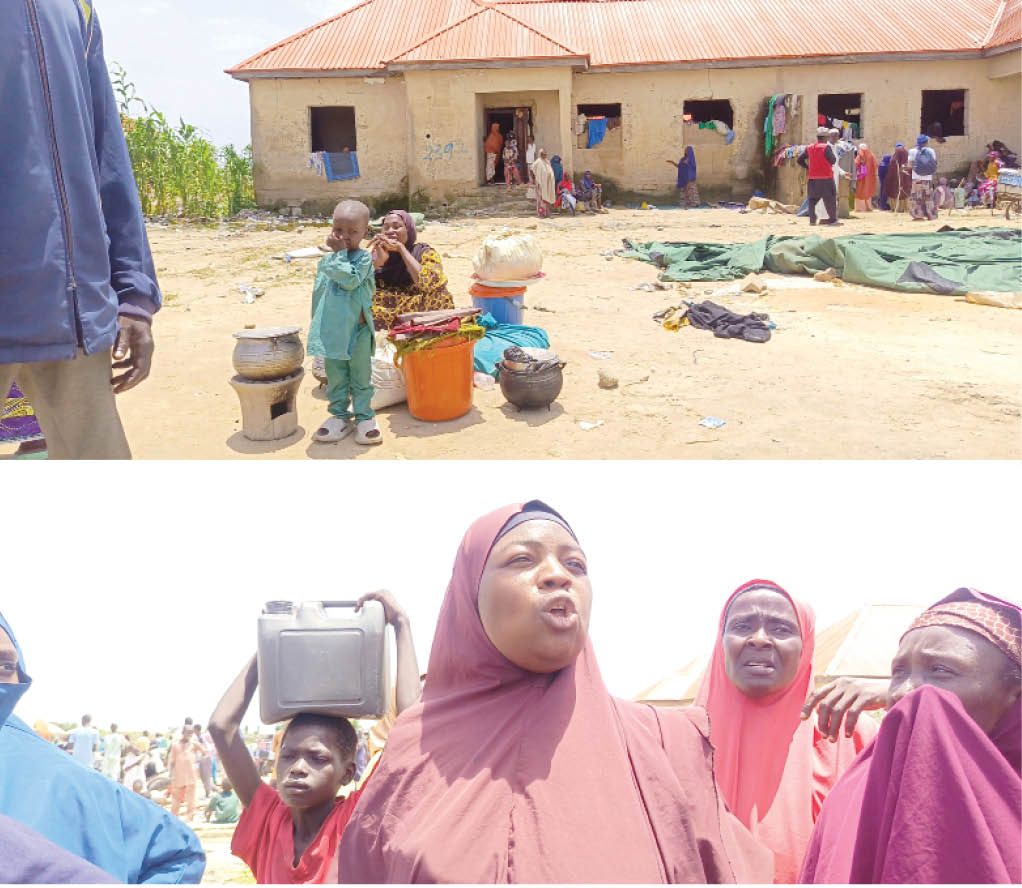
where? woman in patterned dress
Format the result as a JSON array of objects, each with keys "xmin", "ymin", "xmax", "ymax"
[
  {"xmin": 0, "ymin": 383, "xmax": 47, "ymax": 458},
  {"xmin": 370, "ymin": 210, "xmax": 454, "ymax": 331}
]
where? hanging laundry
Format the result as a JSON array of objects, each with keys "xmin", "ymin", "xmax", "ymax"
[
  {"xmin": 323, "ymin": 151, "xmax": 360, "ymax": 181},
  {"xmin": 764, "ymin": 96, "xmax": 778, "ymax": 157},
  {"xmin": 307, "ymin": 152, "xmax": 326, "ymax": 177},
  {"xmin": 587, "ymin": 117, "xmax": 608, "ymax": 148},
  {"xmin": 773, "ymin": 95, "xmax": 787, "ymax": 136},
  {"xmin": 575, "ymin": 114, "xmax": 587, "ymax": 136}
]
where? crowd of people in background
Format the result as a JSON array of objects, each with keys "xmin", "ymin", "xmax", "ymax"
[
  {"xmin": 799, "ymin": 128, "xmax": 1018, "ymax": 224},
  {"xmin": 2, "ymin": 504, "xmax": 1019, "ymax": 884}
]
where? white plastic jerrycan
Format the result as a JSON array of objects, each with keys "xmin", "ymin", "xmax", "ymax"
[{"xmin": 257, "ymin": 600, "xmax": 392, "ymax": 724}]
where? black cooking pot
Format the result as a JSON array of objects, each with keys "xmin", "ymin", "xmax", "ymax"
[{"xmin": 498, "ymin": 360, "xmax": 566, "ymax": 410}]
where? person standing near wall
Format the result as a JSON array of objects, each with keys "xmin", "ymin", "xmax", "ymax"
[
  {"xmin": 483, "ymin": 123, "xmax": 504, "ymax": 184},
  {"xmin": 0, "ymin": 0, "xmax": 159, "ymax": 459},
  {"xmin": 798, "ymin": 128, "xmax": 841, "ymax": 226},
  {"xmin": 907, "ymin": 134, "xmax": 939, "ymax": 221}
]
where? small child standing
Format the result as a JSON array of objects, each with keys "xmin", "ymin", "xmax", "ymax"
[{"xmin": 309, "ymin": 200, "xmax": 381, "ymax": 445}]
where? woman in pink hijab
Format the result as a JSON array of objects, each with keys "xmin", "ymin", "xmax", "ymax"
[
  {"xmin": 339, "ymin": 501, "xmax": 772, "ymax": 883},
  {"xmin": 696, "ymin": 580, "xmax": 878, "ymax": 883},
  {"xmin": 800, "ymin": 588, "xmax": 1021, "ymax": 883}
]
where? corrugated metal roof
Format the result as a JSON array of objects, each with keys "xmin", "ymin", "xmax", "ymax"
[
  {"xmin": 985, "ymin": 0, "xmax": 1022, "ymax": 48},
  {"xmin": 503, "ymin": 0, "xmax": 1004, "ymax": 66},
  {"xmin": 390, "ymin": 6, "xmax": 583, "ymax": 64},
  {"xmin": 227, "ymin": 0, "xmax": 1019, "ymax": 77}
]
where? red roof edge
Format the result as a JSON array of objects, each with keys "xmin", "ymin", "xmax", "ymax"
[{"xmin": 225, "ymin": 0, "xmax": 378, "ymax": 75}]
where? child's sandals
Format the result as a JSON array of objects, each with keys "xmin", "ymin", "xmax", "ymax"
[
  {"xmin": 314, "ymin": 416, "xmax": 353, "ymax": 443},
  {"xmin": 355, "ymin": 419, "xmax": 382, "ymax": 446}
]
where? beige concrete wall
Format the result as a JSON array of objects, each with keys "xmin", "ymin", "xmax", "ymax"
[
  {"xmin": 249, "ymin": 76, "xmax": 409, "ymax": 208},
  {"xmin": 569, "ymin": 56, "xmax": 1022, "ymax": 198},
  {"xmin": 403, "ymin": 67, "xmax": 573, "ymax": 200},
  {"xmin": 247, "ymin": 52, "xmax": 1021, "ymax": 206}
]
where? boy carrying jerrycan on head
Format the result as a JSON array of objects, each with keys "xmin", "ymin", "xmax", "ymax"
[
  {"xmin": 208, "ymin": 592, "xmax": 420, "ymax": 884},
  {"xmin": 309, "ymin": 200, "xmax": 382, "ymax": 446}
]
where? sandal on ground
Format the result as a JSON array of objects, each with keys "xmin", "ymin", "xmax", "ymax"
[
  {"xmin": 314, "ymin": 416, "xmax": 353, "ymax": 443},
  {"xmin": 355, "ymin": 419, "xmax": 383, "ymax": 446}
]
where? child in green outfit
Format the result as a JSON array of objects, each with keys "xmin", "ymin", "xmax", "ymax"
[{"xmin": 310, "ymin": 200, "xmax": 382, "ymax": 445}]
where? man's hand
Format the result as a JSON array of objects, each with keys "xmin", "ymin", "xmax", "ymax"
[
  {"xmin": 111, "ymin": 315, "xmax": 154, "ymax": 393},
  {"xmin": 801, "ymin": 677, "xmax": 888, "ymax": 741},
  {"xmin": 355, "ymin": 590, "xmax": 407, "ymax": 627}
]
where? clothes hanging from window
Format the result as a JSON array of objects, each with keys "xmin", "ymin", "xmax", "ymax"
[
  {"xmin": 308, "ymin": 152, "xmax": 326, "ymax": 177},
  {"xmin": 587, "ymin": 117, "xmax": 608, "ymax": 148},
  {"xmin": 323, "ymin": 151, "xmax": 360, "ymax": 181}
]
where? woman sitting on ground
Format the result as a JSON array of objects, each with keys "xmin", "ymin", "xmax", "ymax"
[
  {"xmin": 577, "ymin": 170, "xmax": 605, "ymax": 212},
  {"xmin": 695, "ymin": 580, "xmax": 879, "ymax": 883},
  {"xmin": 369, "ymin": 210, "xmax": 454, "ymax": 331},
  {"xmin": 801, "ymin": 588, "xmax": 1020, "ymax": 884},
  {"xmin": 338, "ymin": 502, "xmax": 772, "ymax": 884},
  {"xmin": 556, "ymin": 171, "xmax": 577, "ymax": 216}
]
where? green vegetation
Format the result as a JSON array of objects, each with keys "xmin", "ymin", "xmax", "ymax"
[{"xmin": 112, "ymin": 64, "xmax": 255, "ymax": 219}]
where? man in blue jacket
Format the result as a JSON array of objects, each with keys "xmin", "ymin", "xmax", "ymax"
[
  {"xmin": 0, "ymin": 0, "xmax": 159, "ymax": 458},
  {"xmin": 1, "ymin": 610, "xmax": 206, "ymax": 882}
]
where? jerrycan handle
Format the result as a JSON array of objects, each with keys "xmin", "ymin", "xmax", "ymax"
[{"xmin": 318, "ymin": 600, "xmax": 361, "ymax": 610}]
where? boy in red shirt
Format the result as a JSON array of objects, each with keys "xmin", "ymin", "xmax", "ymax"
[{"xmin": 208, "ymin": 591, "xmax": 421, "ymax": 884}]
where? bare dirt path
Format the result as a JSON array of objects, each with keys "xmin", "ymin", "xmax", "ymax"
[{"xmin": 6, "ymin": 207, "xmax": 1020, "ymax": 459}]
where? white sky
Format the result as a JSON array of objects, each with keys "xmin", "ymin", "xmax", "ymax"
[
  {"xmin": 96, "ymin": 0, "xmax": 358, "ymax": 149},
  {"xmin": 4, "ymin": 461, "xmax": 1018, "ymax": 733}
]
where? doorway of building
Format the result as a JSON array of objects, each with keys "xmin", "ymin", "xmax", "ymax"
[{"xmin": 483, "ymin": 107, "xmax": 531, "ymax": 185}]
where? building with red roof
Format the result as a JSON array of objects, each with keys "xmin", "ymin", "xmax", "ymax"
[{"xmin": 227, "ymin": 0, "xmax": 1021, "ymax": 208}]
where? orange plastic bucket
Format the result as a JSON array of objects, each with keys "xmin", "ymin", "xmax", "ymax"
[{"xmin": 396, "ymin": 337, "xmax": 474, "ymax": 421}]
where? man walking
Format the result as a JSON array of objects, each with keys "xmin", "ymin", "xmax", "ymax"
[
  {"xmin": 798, "ymin": 127, "xmax": 842, "ymax": 226},
  {"xmin": 168, "ymin": 724, "xmax": 204, "ymax": 820},
  {"xmin": 68, "ymin": 714, "xmax": 99, "ymax": 770},
  {"xmin": 0, "ymin": 0, "xmax": 159, "ymax": 459},
  {"xmin": 102, "ymin": 723, "xmax": 124, "ymax": 782}
]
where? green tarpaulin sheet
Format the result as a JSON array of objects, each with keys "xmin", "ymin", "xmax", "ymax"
[{"xmin": 621, "ymin": 229, "xmax": 1022, "ymax": 295}]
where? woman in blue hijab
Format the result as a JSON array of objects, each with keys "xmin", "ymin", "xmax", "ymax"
[
  {"xmin": 667, "ymin": 147, "xmax": 699, "ymax": 208},
  {"xmin": 0, "ymin": 611, "xmax": 205, "ymax": 883}
]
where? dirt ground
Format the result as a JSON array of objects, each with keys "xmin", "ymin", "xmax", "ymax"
[
  {"xmin": 192, "ymin": 823, "xmax": 252, "ymax": 884},
  {"xmin": 5, "ymin": 206, "xmax": 1020, "ymax": 458}
]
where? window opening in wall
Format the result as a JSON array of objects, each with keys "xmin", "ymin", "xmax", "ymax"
[
  {"xmin": 310, "ymin": 106, "xmax": 357, "ymax": 153},
  {"xmin": 817, "ymin": 93, "xmax": 862, "ymax": 139},
  {"xmin": 682, "ymin": 99, "xmax": 734, "ymax": 130},
  {"xmin": 921, "ymin": 89, "xmax": 965, "ymax": 139},
  {"xmin": 576, "ymin": 103, "xmax": 622, "ymax": 149}
]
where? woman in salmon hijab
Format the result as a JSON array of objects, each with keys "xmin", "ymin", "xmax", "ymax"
[
  {"xmin": 800, "ymin": 588, "xmax": 1020, "ymax": 884},
  {"xmin": 695, "ymin": 580, "xmax": 879, "ymax": 883},
  {"xmin": 853, "ymin": 143, "xmax": 879, "ymax": 213},
  {"xmin": 339, "ymin": 502, "xmax": 772, "ymax": 883}
]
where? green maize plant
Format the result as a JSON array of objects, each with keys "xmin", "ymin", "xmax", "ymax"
[{"xmin": 111, "ymin": 63, "xmax": 255, "ymax": 219}]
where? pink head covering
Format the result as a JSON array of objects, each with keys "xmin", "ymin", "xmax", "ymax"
[
  {"xmin": 800, "ymin": 589, "xmax": 1022, "ymax": 884},
  {"xmin": 696, "ymin": 580, "xmax": 816, "ymax": 824},
  {"xmin": 800, "ymin": 685, "xmax": 1021, "ymax": 883},
  {"xmin": 338, "ymin": 503, "xmax": 771, "ymax": 883},
  {"xmin": 696, "ymin": 580, "xmax": 873, "ymax": 883}
]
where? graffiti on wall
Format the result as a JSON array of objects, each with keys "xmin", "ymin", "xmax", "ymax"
[{"xmin": 422, "ymin": 138, "xmax": 463, "ymax": 163}]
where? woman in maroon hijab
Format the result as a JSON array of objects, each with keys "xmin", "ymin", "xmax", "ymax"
[
  {"xmin": 339, "ymin": 501, "xmax": 772, "ymax": 883},
  {"xmin": 800, "ymin": 588, "xmax": 1021, "ymax": 884}
]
